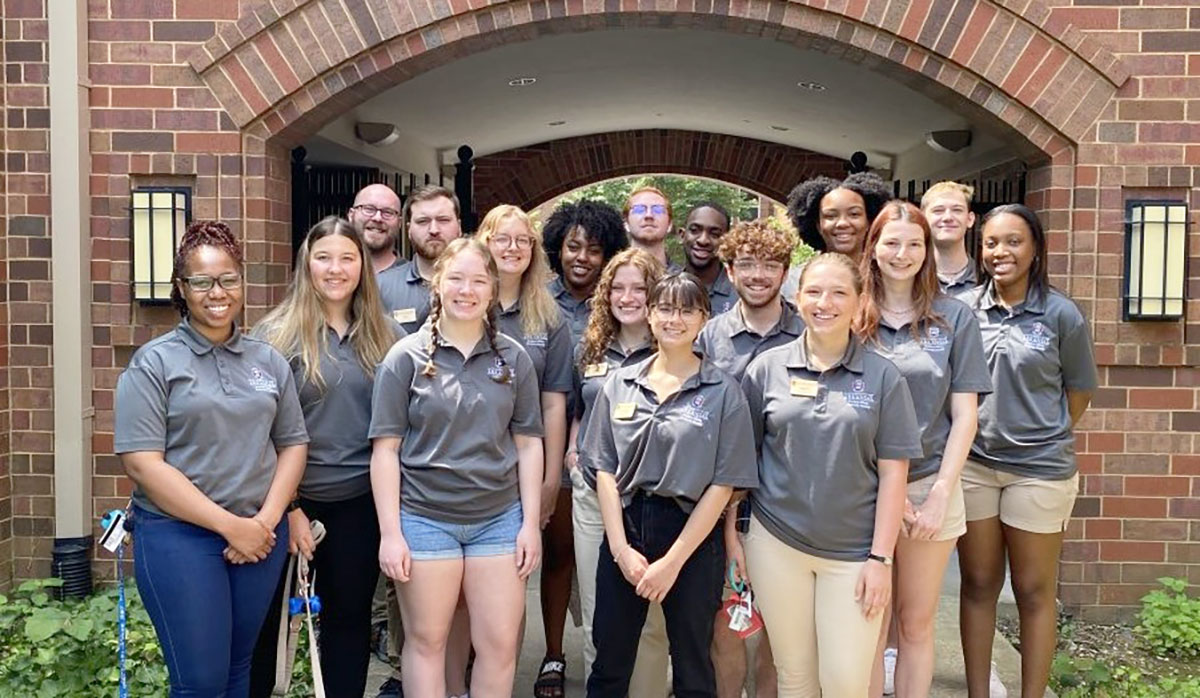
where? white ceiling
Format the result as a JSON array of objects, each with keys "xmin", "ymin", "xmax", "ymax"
[{"xmin": 319, "ymin": 28, "xmax": 998, "ymax": 172}]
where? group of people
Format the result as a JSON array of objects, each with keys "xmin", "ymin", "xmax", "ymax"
[{"xmin": 113, "ymin": 174, "xmax": 1096, "ymax": 698}]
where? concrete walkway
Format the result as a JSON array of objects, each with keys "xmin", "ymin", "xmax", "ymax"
[{"xmin": 364, "ymin": 552, "xmax": 1046, "ymax": 697}]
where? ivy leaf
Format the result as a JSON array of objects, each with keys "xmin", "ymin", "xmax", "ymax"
[
  {"xmin": 63, "ymin": 618, "xmax": 94, "ymax": 642},
  {"xmin": 24, "ymin": 609, "xmax": 68, "ymax": 642}
]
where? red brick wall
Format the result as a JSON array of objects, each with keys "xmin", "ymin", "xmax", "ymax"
[
  {"xmin": 0, "ymin": 0, "xmax": 1195, "ymax": 613},
  {"xmin": 473, "ymin": 130, "xmax": 850, "ymax": 212}
]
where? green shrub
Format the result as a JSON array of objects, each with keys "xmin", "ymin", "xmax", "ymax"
[
  {"xmin": 0, "ymin": 577, "xmax": 168, "ymax": 697},
  {"xmin": 0, "ymin": 577, "xmax": 316, "ymax": 698},
  {"xmin": 1052, "ymin": 653, "xmax": 1200, "ymax": 698},
  {"xmin": 1137, "ymin": 577, "xmax": 1200, "ymax": 659}
]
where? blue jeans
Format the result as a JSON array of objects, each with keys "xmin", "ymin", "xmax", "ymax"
[
  {"xmin": 400, "ymin": 500, "xmax": 523, "ymax": 560},
  {"xmin": 132, "ymin": 506, "xmax": 288, "ymax": 698}
]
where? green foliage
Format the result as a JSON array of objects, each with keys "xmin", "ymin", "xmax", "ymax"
[
  {"xmin": 1137, "ymin": 577, "xmax": 1200, "ymax": 659},
  {"xmin": 1051, "ymin": 653, "xmax": 1200, "ymax": 697},
  {"xmin": 0, "ymin": 578, "xmax": 168, "ymax": 697}
]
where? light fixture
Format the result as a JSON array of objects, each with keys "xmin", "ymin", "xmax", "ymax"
[
  {"xmin": 508, "ymin": 77, "xmax": 537, "ymax": 86},
  {"xmin": 1124, "ymin": 200, "xmax": 1188, "ymax": 320},
  {"xmin": 354, "ymin": 121, "xmax": 400, "ymax": 146},
  {"xmin": 131, "ymin": 187, "xmax": 191, "ymax": 303},
  {"xmin": 926, "ymin": 130, "xmax": 972, "ymax": 153},
  {"xmin": 797, "ymin": 81, "xmax": 826, "ymax": 91}
]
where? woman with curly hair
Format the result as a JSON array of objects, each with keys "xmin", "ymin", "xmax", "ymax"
[
  {"xmin": 543, "ymin": 199, "xmax": 630, "ymax": 344},
  {"xmin": 248, "ymin": 216, "xmax": 404, "ymax": 698},
  {"xmin": 782, "ymin": 173, "xmax": 892, "ymax": 301},
  {"xmin": 115, "ymin": 221, "xmax": 309, "ymax": 696},
  {"xmin": 570, "ymin": 248, "xmax": 666, "ymax": 689},
  {"xmin": 369, "ymin": 237, "xmax": 544, "ymax": 698}
]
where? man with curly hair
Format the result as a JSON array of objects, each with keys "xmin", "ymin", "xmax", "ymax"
[{"xmin": 696, "ymin": 218, "xmax": 802, "ymax": 698}]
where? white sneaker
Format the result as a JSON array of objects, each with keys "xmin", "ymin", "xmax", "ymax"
[
  {"xmin": 989, "ymin": 663, "xmax": 1007, "ymax": 698},
  {"xmin": 882, "ymin": 647, "xmax": 897, "ymax": 695}
]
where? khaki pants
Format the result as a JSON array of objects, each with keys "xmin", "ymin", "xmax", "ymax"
[
  {"xmin": 571, "ymin": 467, "xmax": 669, "ymax": 696},
  {"xmin": 743, "ymin": 517, "xmax": 882, "ymax": 698}
]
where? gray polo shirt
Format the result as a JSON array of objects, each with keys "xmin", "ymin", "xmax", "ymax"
[
  {"xmin": 939, "ymin": 260, "xmax": 978, "ymax": 296},
  {"xmin": 965, "ymin": 283, "xmax": 1098, "ymax": 480},
  {"xmin": 114, "ymin": 320, "xmax": 310, "ymax": 518},
  {"xmin": 696, "ymin": 299, "xmax": 804, "ymax": 381},
  {"xmin": 368, "ymin": 325, "xmax": 543, "ymax": 524},
  {"xmin": 494, "ymin": 301, "xmax": 573, "ymax": 394},
  {"xmin": 705, "ymin": 266, "xmax": 737, "ymax": 316},
  {"xmin": 378, "ymin": 261, "xmax": 431, "ymax": 334},
  {"xmin": 258, "ymin": 321, "xmax": 406, "ymax": 502},
  {"xmin": 572, "ymin": 338, "xmax": 655, "ymax": 488},
  {"xmin": 864, "ymin": 297, "xmax": 992, "ymax": 482},
  {"xmin": 579, "ymin": 356, "xmax": 758, "ymax": 512},
  {"xmin": 549, "ymin": 276, "xmax": 593, "ymax": 347},
  {"xmin": 742, "ymin": 335, "xmax": 923, "ymax": 561}
]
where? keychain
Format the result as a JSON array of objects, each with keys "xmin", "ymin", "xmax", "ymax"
[
  {"xmin": 99, "ymin": 505, "xmax": 133, "ymax": 698},
  {"xmin": 721, "ymin": 561, "xmax": 764, "ymax": 639}
]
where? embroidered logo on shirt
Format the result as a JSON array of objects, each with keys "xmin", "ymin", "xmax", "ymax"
[
  {"xmin": 680, "ymin": 393, "xmax": 712, "ymax": 427},
  {"xmin": 842, "ymin": 379, "xmax": 876, "ymax": 410},
  {"xmin": 1023, "ymin": 322, "xmax": 1052, "ymax": 351},
  {"xmin": 248, "ymin": 366, "xmax": 278, "ymax": 393},
  {"xmin": 486, "ymin": 357, "xmax": 507, "ymax": 380},
  {"xmin": 525, "ymin": 333, "xmax": 548, "ymax": 348},
  {"xmin": 920, "ymin": 325, "xmax": 950, "ymax": 353}
]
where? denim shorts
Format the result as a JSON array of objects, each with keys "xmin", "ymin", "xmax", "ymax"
[{"xmin": 400, "ymin": 500, "xmax": 523, "ymax": 560}]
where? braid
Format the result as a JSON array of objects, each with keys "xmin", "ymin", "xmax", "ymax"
[
  {"xmin": 423, "ymin": 293, "xmax": 442, "ymax": 378},
  {"xmin": 484, "ymin": 305, "xmax": 513, "ymax": 384}
]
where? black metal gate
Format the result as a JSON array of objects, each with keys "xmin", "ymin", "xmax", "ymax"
[{"xmin": 893, "ymin": 169, "xmax": 1028, "ymax": 256}]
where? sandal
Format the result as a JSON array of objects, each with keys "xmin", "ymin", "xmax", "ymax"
[{"xmin": 533, "ymin": 655, "xmax": 566, "ymax": 698}]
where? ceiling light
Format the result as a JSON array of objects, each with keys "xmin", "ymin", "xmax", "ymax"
[
  {"xmin": 354, "ymin": 121, "xmax": 400, "ymax": 146},
  {"xmin": 770, "ymin": 125, "xmax": 790, "ymax": 132},
  {"xmin": 797, "ymin": 81, "xmax": 826, "ymax": 91},
  {"xmin": 508, "ymin": 77, "xmax": 537, "ymax": 87},
  {"xmin": 548, "ymin": 120, "xmax": 566, "ymax": 126}
]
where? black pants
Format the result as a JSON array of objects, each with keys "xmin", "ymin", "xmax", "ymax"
[
  {"xmin": 249, "ymin": 491, "xmax": 381, "ymax": 698},
  {"xmin": 587, "ymin": 493, "xmax": 725, "ymax": 698}
]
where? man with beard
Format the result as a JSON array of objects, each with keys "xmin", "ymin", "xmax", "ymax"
[
  {"xmin": 624, "ymin": 186, "xmax": 683, "ymax": 274},
  {"xmin": 696, "ymin": 218, "xmax": 802, "ymax": 698},
  {"xmin": 375, "ymin": 185, "xmax": 463, "ymax": 334},
  {"xmin": 350, "ymin": 183, "xmax": 405, "ymax": 274},
  {"xmin": 680, "ymin": 202, "xmax": 736, "ymax": 315}
]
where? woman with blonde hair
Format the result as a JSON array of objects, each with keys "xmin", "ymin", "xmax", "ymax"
[
  {"xmin": 370, "ymin": 237, "xmax": 544, "ymax": 698},
  {"xmin": 249, "ymin": 215, "xmax": 403, "ymax": 697}
]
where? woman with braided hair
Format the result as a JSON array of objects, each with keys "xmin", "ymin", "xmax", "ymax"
[{"xmin": 368, "ymin": 237, "xmax": 545, "ymax": 698}]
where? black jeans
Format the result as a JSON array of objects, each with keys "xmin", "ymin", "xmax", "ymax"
[
  {"xmin": 249, "ymin": 491, "xmax": 381, "ymax": 698},
  {"xmin": 587, "ymin": 493, "xmax": 725, "ymax": 698}
]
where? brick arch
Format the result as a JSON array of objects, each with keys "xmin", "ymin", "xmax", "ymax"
[
  {"xmin": 473, "ymin": 130, "xmax": 848, "ymax": 213},
  {"xmin": 191, "ymin": 0, "xmax": 1127, "ymax": 158}
]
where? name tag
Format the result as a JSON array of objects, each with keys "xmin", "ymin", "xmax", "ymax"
[
  {"xmin": 392, "ymin": 308, "xmax": 417, "ymax": 324},
  {"xmin": 613, "ymin": 402, "xmax": 637, "ymax": 420},
  {"xmin": 790, "ymin": 378, "xmax": 819, "ymax": 397},
  {"xmin": 584, "ymin": 362, "xmax": 608, "ymax": 378}
]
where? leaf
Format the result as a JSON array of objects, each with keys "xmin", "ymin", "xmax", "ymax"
[
  {"xmin": 63, "ymin": 617, "xmax": 94, "ymax": 641},
  {"xmin": 23, "ymin": 609, "xmax": 68, "ymax": 642}
]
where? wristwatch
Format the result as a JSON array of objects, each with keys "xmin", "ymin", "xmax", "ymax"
[{"xmin": 866, "ymin": 552, "xmax": 893, "ymax": 566}]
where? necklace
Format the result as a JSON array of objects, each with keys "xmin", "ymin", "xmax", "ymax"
[
  {"xmin": 880, "ymin": 303, "xmax": 916, "ymax": 315},
  {"xmin": 940, "ymin": 259, "xmax": 970, "ymax": 278}
]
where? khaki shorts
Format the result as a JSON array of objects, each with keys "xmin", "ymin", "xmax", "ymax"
[
  {"xmin": 904, "ymin": 473, "xmax": 967, "ymax": 541},
  {"xmin": 961, "ymin": 459, "xmax": 1078, "ymax": 534}
]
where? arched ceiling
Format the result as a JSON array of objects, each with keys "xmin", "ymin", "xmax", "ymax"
[{"xmin": 314, "ymin": 27, "xmax": 1009, "ymax": 173}]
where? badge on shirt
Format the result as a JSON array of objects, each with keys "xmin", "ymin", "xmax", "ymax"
[
  {"xmin": 584, "ymin": 363, "xmax": 609, "ymax": 378},
  {"xmin": 613, "ymin": 402, "xmax": 637, "ymax": 420},
  {"xmin": 392, "ymin": 308, "xmax": 417, "ymax": 324},
  {"xmin": 790, "ymin": 378, "xmax": 819, "ymax": 397}
]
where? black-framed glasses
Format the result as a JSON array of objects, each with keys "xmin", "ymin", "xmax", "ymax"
[
  {"xmin": 630, "ymin": 204, "xmax": 667, "ymax": 216},
  {"xmin": 651, "ymin": 304, "xmax": 703, "ymax": 321},
  {"xmin": 182, "ymin": 273, "xmax": 242, "ymax": 292},
  {"xmin": 353, "ymin": 204, "xmax": 400, "ymax": 222}
]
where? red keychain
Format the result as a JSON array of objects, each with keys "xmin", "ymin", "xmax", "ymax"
[{"xmin": 723, "ymin": 562, "xmax": 764, "ymax": 639}]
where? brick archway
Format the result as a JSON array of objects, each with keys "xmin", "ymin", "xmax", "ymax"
[{"xmin": 472, "ymin": 130, "xmax": 849, "ymax": 213}]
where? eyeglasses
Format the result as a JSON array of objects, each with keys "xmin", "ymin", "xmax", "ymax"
[
  {"xmin": 652, "ymin": 305, "xmax": 704, "ymax": 321},
  {"xmin": 182, "ymin": 273, "xmax": 242, "ymax": 292},
  {"xmin": 491, "ymin": 235, "xmax": 535, "ymax": 250},
  {"xmin": 353, "ymin": 204, "xmax": 400, "ymax": 222},
  {"xmin": 732, "ymin": 259, "xmax": 786, "ymax": 275},
  {"xmin": 630, "ymin": 204, "xmax": 667, "ymax": 216}
]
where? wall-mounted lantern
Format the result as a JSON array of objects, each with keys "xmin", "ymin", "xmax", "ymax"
[
  {"xmin": 1124, "ymin": 200, "xmax": 1188, "ymax": 320},
  {"xmin": 131, "ymin": 187, "xmax": 190, "ymax": 303}
]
